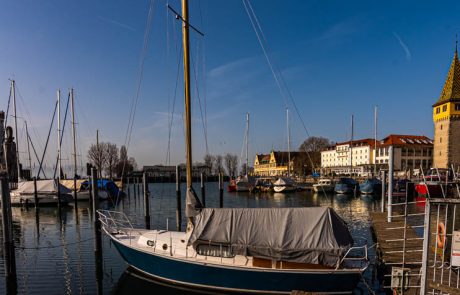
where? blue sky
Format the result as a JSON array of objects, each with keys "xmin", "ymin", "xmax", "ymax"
[{"xmin": 0, "ymin": 0, "xmax": 459, "ymax": 175}]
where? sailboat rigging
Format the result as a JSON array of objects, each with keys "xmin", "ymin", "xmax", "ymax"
[{"xmin": 98, "ymin": 1, "xmax": 369, "ymax": 293}]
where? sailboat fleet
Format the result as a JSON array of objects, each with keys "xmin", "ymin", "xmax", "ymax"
[{"xmin": 98, "ymin": 1, "xmax": 368, "ymax": 293}]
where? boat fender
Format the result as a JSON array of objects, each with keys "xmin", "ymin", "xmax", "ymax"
[
  {"xmin": 437, "ymin": 222, "xmax": 446, "ymax": 249},
  {"xmin": 147, "ymin": 240, "xmax": 155, "ymax": 247}
]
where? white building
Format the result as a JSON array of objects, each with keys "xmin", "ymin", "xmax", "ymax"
[{"xmin": 321, "ymin": 135, "xmax": 433, "ymax": 176}]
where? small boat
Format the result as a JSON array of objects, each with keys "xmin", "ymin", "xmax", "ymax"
[
  {"xmin": 313, "ymin": 178, "xmax": 334, "ymax": 193},
  {"xmin": 334, "ymin": 178, "xmax": 358, "ymax": 195},
  {"xmin": 415, "ymin": 168, "xmax": 452, "ymax": 199},
  {"xmin": 252, "ymin": 177, "xmax": 273, "ymax": 193},
  {"xmin": 227, "ymin": 179, "xmax": 237, "ymax": 192},
  {"xmin": 60, "ymin": 179, "xmax": 109, "ymax": 201},
  {"xmin": 11, "ymin": 179, "xmax": 73, "ymax": 206},
  {"xmin": 273, "ymin": 177, "xmax": 296, "ymax": 193},
  {"xmin": 359, "ymin": 178, "xmax": 382, "ymax": 195},
  {"xmin": 235, "ymin": 175, "xmax": 254, "ymax": 192}
]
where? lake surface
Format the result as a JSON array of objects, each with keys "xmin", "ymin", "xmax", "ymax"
[{"xmin": 0, "ymin": 182, "xmax": 385, "ymax": 294}]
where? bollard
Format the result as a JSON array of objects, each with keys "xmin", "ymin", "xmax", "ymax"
[
  {"xmin": 143, "ymin": 172, "xmax": 150, "ymax": 230},
  {"xmin": 1, "ymin": 176, "xmax": 17, "ymax": 293},
  {"xmin": 33, "ymin": 177, "xmax": 39, "ymax": 209},
  {"xmin": 219, "ymin": 172, "xmax": 223, "ymax": 208},
  {"xmin": 176, "ymin": 166, "xmax": 182, "ymax": 231},
  {"xmin": 381, "ymin": 170, "xmax": 386, "ymax": 213},
  {"xmin": 200, "ymin": 172, "xmax": 206, "ymax": 207}
]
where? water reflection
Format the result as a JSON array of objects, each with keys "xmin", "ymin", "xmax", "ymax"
[{"xmin": 0, "ymin": 182, "xmax": 383, "ymax": 294}]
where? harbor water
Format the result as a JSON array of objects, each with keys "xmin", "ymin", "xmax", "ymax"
[{"xmin": 0, "ymin": 182, "xmax": 385, "ymax": 294}]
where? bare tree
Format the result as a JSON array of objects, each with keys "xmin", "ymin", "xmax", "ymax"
[
  {"xmin": 214, "ymin": 154, "xmax": 223, "ymax": 174},
  {"xmin": 298, "ymin": 136, "xmax": 333, "ymax": 170},
  {"xmin": 224, "ymin": 153, "xmax": 238, "ymax": 178},
  {"xmin": 203, "ymin": 153, "xmax": 214, "ymax": 174},
  {"xmin": 87, "ymin": 142, "xmax": 108, "ymax": 178},
  {"xmin": 105, "ymin": 143, "xmax": 119, "ymax": 179}
]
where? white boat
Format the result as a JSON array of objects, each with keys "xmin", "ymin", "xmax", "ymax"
[
  {"xmin": 11, "ymin": 179, "xmax": 73, "ymax": 206},
  {"xmin": 98, "ymin": 1, "xmax": 368, "ymax": 293},
  {"xmin": 273, "ymin": 177, "xmax": 296, "ymax": 192},
  {"xmin": 313, "ymin": 178, "xmax": 335, "ymax": 193}
]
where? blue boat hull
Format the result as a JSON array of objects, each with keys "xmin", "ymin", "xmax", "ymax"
[{"xmin": 111, "ymin": 237, "xmax": 362, "ymax": 294}]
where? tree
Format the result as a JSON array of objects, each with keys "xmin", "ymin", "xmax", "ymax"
[
  {"xmin": 214, "ymin": 154, "xmax": 223, "ymax": 174},
  {"xmin": 87, "ymin": 142, "xmax": 108, "ymax": 178},
  {"xmin": 298, "ymin": 136, "xmax": 333, "ymax": 171},
  {"xmin": 203, "ymin": 153, "xmax": 214, "ymax": 174},
  {"xmin": 105, "ymin": 143, "xmax": 119, "ymax": 179},
  {"xmin": 224, "ymin": 153, "xmax": 238, "ymax": 178},
  {"xmin": 129, "ymin": 157, "xmax": 137, "ymax": 171},
  {"xmin": 116, "ymin": 145, "xmax": 134, "ymax": 177}
]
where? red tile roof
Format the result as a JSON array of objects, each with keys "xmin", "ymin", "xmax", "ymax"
[{"xmin": 380, "ymin": 134, "xmax": 433, "ymax": 146}]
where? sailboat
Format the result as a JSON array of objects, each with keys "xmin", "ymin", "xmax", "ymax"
[
  {"xmin": 236, "ymin": 112, "xmax": 255, "ymax": 192},
  {"xmin": 273, "ymin": 108, "xmax": 296, "ymax": 193},
  {"xmin": 98, "ymin": 1, "xmax": 368, "ymax": 293}
]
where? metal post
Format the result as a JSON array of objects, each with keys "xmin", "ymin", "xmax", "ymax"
[
  {"xmin": 200, "ymin": 172, "xmax": 206, "ymax": 207},
  {"xmin": 420, "ymin": 200, "xmax": 431, "ymax": 295},
  {"xmin": 33, "ymin": 177, "xmax": 38, "ymax": 209},
  {"xmin": 219, "ymin": 172, "xmax": 223, "ymax": 208},
  {"xmin": 387, "ymin": 146, "xmax": 394, "ymax": 222},
  {"xmin": 143, "ymin": 172, "xmax": 150, "ymax": 230},
  {"xmin": 381, "ymin": 170, "xmax": 386, "ymax": 213},
  {"xmin": 176, "ymin": 166, "xmax": 182, "ymax": 231}
]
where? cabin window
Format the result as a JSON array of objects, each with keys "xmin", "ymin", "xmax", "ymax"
[
  {"xmin": 436, "ymin": 107, "xmax": 440, "ymax": 114},
  {"xmin": 195, "ymin": 243, "xmax": 235, "ymax": 258},
  {"xmin": 456, "ymin": 103, "xmax": 460, "ymax": 111},
  {"xmin": 443, "ymin": 105, "xmax": 447, "ymax": 112}
]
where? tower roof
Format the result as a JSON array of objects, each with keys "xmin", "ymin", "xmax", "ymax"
[{"xmin": 434, "ymin": 48, "xmax": 460, "ymax": 107}]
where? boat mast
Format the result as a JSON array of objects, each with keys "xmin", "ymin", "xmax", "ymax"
[
  {"xmin": 287, "ymin": 108, "xmax": 291, "ymax": 178},
  {"xmin": 245, "ymin": 112, "xmax": 249, "ymax": 176},
  {"xmin": 374, "ymin": 106, "xmax": 377, "ymax": 177},
  {"xmin": 57, "ymin": 89, "xmax": 62, "ymax": 181},
  {"xmin": 350, "ymin": 114, "xmax": 354, "ymax": 177},
  {"xmin": 182, "ymin": 0, "xmax": 193, "ymax": 195},
  {"xmin": 71, "ymin": 89, "xmax": 77, "ymax": 180},
  {"xmin": 25, "ymin": 120, "xmax": 32, "ymax": 176},
  {"xmin": 12, "ymin": 80, "xmax": 21, "ymax": 181}
]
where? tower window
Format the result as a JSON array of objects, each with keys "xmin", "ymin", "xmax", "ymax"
[
  {"xmin": 456, "ymin": 103, "xmax": 460, "ymax": 111},
  {"xmin": 436, "ymin": 107, "xmax": 440, "ymax": 114},
  {"xmin": 443, "ymin": 105, "xmax": 447, "ymax": 112},
  {"xmin": 440, "ymin": 124, "xmax": 443, "ymax": 130},
  {"xmin": 440, "ymin": 137, "xmax": 442, "ymax": 143}
]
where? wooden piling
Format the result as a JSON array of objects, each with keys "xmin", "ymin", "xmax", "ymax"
[
  {"xmin": 200, "ymin": 172, "xmax": 206, "ymax": 207},
  {"xmin": 33, "ymin": 177, "xmax": 38, "ymax": 209},
  {"xmin": 91, "ymin": 168, "xmax": 102, "ymax": 255},
  {"xmin": 176, "ymin": 165, "xmax": 182, "ymax": 231},
  {"xmin": 1, "ymin": 176, "xmax": 17, "ymax": 293},
  {"xmin": 219, "ymin": 172, "xmax": 223, "ymax": 208},
  {"xmin": 143, "ymin": 172, "xmax": 150, "ymax": 230},
  {"xmin": 55, "ymin": 178, "xmax": 61, "ymax": 210},
  {"xmin": 127, "ymin": 177, "xmax": 130, "ymax": 198}
]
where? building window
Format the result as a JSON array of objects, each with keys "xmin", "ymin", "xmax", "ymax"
[
  {"xmin": 443, "ymin": 105, "xmax": 447, "ymax": 112},
  {"xmin": 436, "ymin": 107, "xmax": 440, "ymax": 114},
  {"xmin": 440, "ymin": 124, "xmax": 443, "ymax": 130},
  {"xmin": 456, "ymin": 103, "xmax": 460, "ymax": 111},
  {"xmin": 440, "ymin": 137, "xmax": 442, "ymax": 143}
]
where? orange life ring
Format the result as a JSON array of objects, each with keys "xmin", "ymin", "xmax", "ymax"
[{"xmin": 437, "ymin": 222, "xmax": 446, "ymax": 249}]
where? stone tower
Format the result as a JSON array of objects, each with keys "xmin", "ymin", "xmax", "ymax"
[{"xmin": 433, "ymin": 46, "xmax": 460, "ymax": 168}]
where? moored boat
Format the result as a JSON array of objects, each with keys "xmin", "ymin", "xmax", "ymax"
[
  {"xmin": 11, "ymin": 179, "xmax": 73, "ymax": 206},
  {"xmin": 313, "ymin": 178, "xmax": 334, "ymax": 193},
  {"xmin": 273, "ymin": 177, "xmax": 296, "ymax": 193},
  {"xmin": 227, "ymin": 179, "xmax": 237, "ymax": 192},
  {"xmin": 359, "ymin": 178, "xmax": 382, "ymax": 195},
  {"xmin": 334, "ymin": 178, "xmax": 358, "ymax": 195},
  {"xmin": 236, "ymin": 175, "xmax": 255, "ymax": 192}
]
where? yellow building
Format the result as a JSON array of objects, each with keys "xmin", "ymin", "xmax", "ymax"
[
  {"xmin": 254, "ymin": 151, "xmax": 309, "ymax": 177},
  {"xmin": 433, "ymin": 46, "xmax": 460, "ymax": 168}
]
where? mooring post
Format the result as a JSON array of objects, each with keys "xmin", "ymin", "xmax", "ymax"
[
  {"xmin": 143, "ymin": 172, "xmax": 150, "ymax": 230},
  {"xmin": 1, "ymin": 176, "xmax": 17, "ymax": 293},
  {"xmin": 219, "ymin": 172, "xmax": 223, "ymax": 208},
  {"xmin": 91, "ymin": 168, "xmax": 101, "ymax": 254},
  {"xmin": 387, "ymin": 146, "xmax": 394, "ymax": 222},
  {"xmin": 55, "ymin": 177, "xmax": 62, "ymax": 210},
  {"xmin": 176, "ymin": 165, "xmax": 182, "ymax": 231},
  {"xmin": 73, "ymin": 175, "xmax": 78, "ymax": 206},
  {"xmin": 33, "ymin": 177, "xmax": 38, "ymax": 209},
  {"xmin": 381, "ymin": 170, "xmax": 386, "ymax": 213},
  {"xmin": 127, "ymin": 177, "xmax": 130, "ymax": 198},
  {"xmin": 200, "ymin": 172, "xmax": 206, "ymax": 207}
]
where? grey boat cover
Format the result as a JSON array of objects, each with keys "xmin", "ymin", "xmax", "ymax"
[
  {"xmin": 15, "ymin": 180, "xmax": 72, "ymax": 194},
  {"xmin": 188, "ymin": 207, "xmax": 353, "ymax": 266}
]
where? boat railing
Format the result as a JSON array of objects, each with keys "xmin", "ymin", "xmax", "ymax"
[
  {"xmin": 97, "ymin": 210, "xmax": 137, "ymax": 241},
  {"xmin": 336, "ymin": 244, "xmax": 369, "ymax": 270}
]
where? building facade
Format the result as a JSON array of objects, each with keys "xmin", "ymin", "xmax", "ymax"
[
  {"xmin": 433, "ymin": 48, "xmax": 460, "ymax": 168},
  {"xmin": 254, "ymin": 151, "xmax": 309, "ymax": 177}
]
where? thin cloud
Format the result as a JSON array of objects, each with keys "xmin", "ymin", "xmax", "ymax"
[
  {"xmin": 393, "ymin": 32, "xmax": 412, "ymax": 61},
  {"xmin": 98, "ymin": 16, "xmax": 136, "ymax": 32}
]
